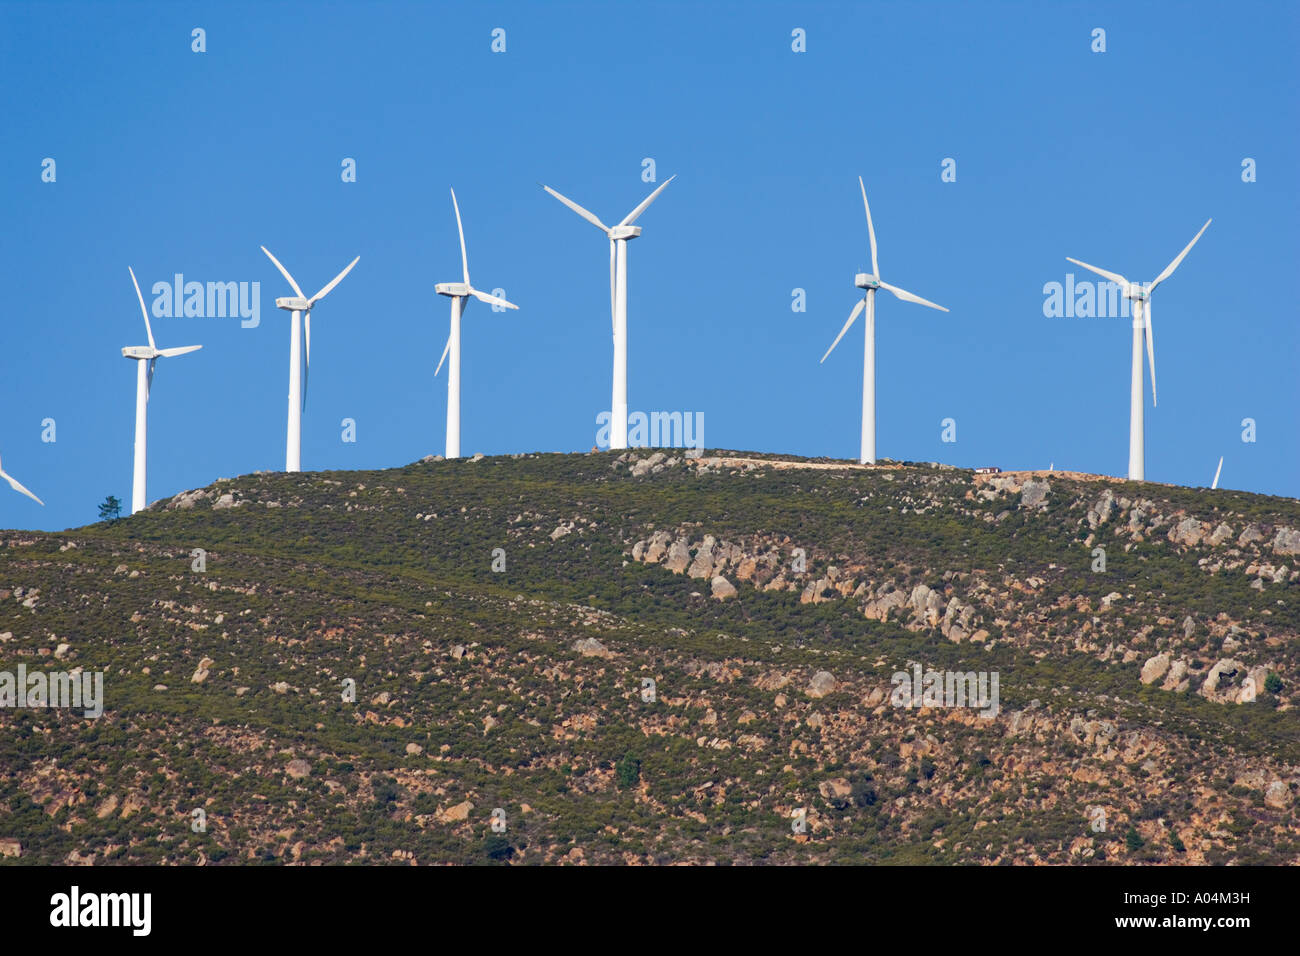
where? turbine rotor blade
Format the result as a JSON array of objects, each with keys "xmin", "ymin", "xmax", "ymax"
[
  {"xmin": 434, "ymin": 335, "xmax": 452, "ymax": 376},
  {"xmin": 451, "ymin": 188, "xmax": 470, "ymax": 286},
  {"xmin": 1148, "ymin": 218, "xmax": 1211, "ymax": 293},
  {"xmin": 820, "ymin": 298, "xmax": 866, "ymax": 363},
  {"xmin": 261, "ymin": 246, "xmax": 305, "ymax": 297},
  {"xmin": 469, "ymin": 288, "xmax": 519, "ymax": 310},
  {"xmin": 541, "ymin": 184, "xmax": 609, "ymax": 233},
  {"xmin": 146, "ymin": 357, "xmax": 155, "ymax": 402},
  {"xmin": 310, "ymin": 256, "xmax": 360, "ymax": 305},
  {"xmin": 157, "ymin": 345, "xmax": 202, "ymax": 358},
  {"xmin": 0, "ymin": 468, "xmax": 44, "ymax": 506},
  {"xmin": 619, "ymin": 174, "xmax": 675, "ymax": 227},
  {"xmin": 128, "ymin": 267, "xmax": 156, "ymax": 350},
  {"xmin": 609, "ymin": 239, "xmax": 616, "ymax": 335},
  {"xmin": 859, "ymin": 177, "xmax": 878, "ymax": 277},
  {"xmin": 302, "ymin": 313, "xmax": 311, "ymax": 410},
  {"xmin": 1065, "ymin": 257, "xmax": 1129, "ymax": 288},
  {"xmin": 1212, "ymin": 456, "xmax": 1223, "ymax": 490},
  {"xmin": 879, "ymin": 281, "xmax": 949, "ymax": 312},
  {"xmin": 1144, "ymin": 301, "xmax": 1157, "ymax": 406}
]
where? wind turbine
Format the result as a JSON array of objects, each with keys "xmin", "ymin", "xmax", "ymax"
[
  {"xmin": 433, "ymin": 188, "xmax": 519, "ymax": 460},
  {"xmin": 540, "ymin": 175, "xmax": 675, "ymax": 450},
  {"xmin": 1212, "ymin": 455, "xmax": 1224, "ymax": 490},
  {"xmin": 821, "ymin": 177, "xmax": 949, "ymax": 465},
  {"xmin": 260, "ymin": 247, "xmax": 359, "ymax": 472},
  {"xmin": 1067, "ymin": 219, "xmax": 1210, "ymax": 481},
  {"xmin": 122, "ymin": 267, "xmax": 202, "ymax": 514},
  {"xmin": 0, "ymin": 454, "xmax": 43, "ymax": 506}
]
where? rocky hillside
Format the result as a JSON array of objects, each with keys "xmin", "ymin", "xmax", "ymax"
[{"xmin": 0, "ymin": 450, "xmax": 1296, "ymax": 865}]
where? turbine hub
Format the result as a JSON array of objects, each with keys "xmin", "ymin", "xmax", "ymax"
[
  {"xmin": 436, "ymin": 282, "xmax": 471, "ymax": 297},
  {"xmin": 275, "ymin": 296, "xmax": 312, "ymax": 311},
  {"xmin": 854, "ymin": 273, "xmax": 880, "ymax": 290},
  {"xmin": 608, "ymin": 225, "xmax": 642, "ymax": 240}
]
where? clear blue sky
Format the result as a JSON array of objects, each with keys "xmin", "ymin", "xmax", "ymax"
[{"xmin": 2, "ymin": 0, "xmax": 1296, "ymax": 531}]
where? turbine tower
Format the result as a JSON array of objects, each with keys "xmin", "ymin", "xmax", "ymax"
[
  {"xmin": 821, "ymin": 178, "xmax": 949, "ymax": 465},
  {"xmin": 433, "ymin": 188, "xmax": 519, "ymax": 459},
  {"xmin": 0, "ymin": 454, "xmax": 43, "ymax": 506},
  {"xmin": 123, "ymin": 267, "xmax": 202, "ymax": 514},
  {"xmin": 1067, "ymin": 219, "xmax": 1210, "ymax": 481},
  {"xmin": 261, "ymin": 247, "xmax": 359, "ymax": 472},
  {"xmin": 540, "ymin": 175, "xmax": 674, "ymax": 450}
]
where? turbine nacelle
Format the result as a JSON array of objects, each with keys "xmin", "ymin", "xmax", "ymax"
[
  {"xmin": 121, "ymin": 346, "xmax": 158, "ymax": 360},
  {"xmin": 854, "ymin": 273, "xmax": 881, "ymax": 290},
  {"xmin": 275, "ymin": 296, "xmax": 313, "ymax": 311},
  {"xmin": 435, "ymin": 281, "xmax": 472, "ymax": 298},
  {"xmin": 608, "ymin": 225, "xmax": 642, "ymax": 241}
]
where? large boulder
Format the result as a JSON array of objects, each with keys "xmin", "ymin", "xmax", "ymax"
[
  {"xmin": 437, "ymin": 800, "xmax": 473, "ymax": 824},
  {"xmin": 941, "ymin": 599, "xmax": 977, "ymax": 642},
  {"xmin": 191, "ymin": 657, "xmax": 214, "ymax": 684},
  {"xmin": 1208, "ymin": 523, "xmax": 1234, "ymax": 546},
  {"xmin": 1272, "ymin": 527, "xmax": 1300, "ymax": 557},
  {"xmin": 806, "ymin": 671, "xmax": 837, "ymax": 699},
  {"xmin": 909, "ymin": 582, "xmax": 941, "ymax": 629},
  {"xmin": 1264, "ymin": 781, "xmax": 1292, "ymax": 810},
  {"xmin": 863, "ymin": 588, "xmax": 906, "ymax": 622},
  {"xmin": 1161, "ymin": 659, "xmax": 1190, "ymax": 691},
  {"xmin": 641, "ymin": 530, "xmax": 674, "ymax": 564},
  {"xmin": 818, "ymin": 778, "xmax": 852, "ymax": 804},
  {"xmin": 1238, "ymin": 524, "xmax": 1265, "ymax": 547},
  {"xmin": 1140, "ymin": 653, "xmax": 1170, "ymax": 685},
  {"xmin": 572, "ymin": 637, "xmax": 614, "ymax": 659},
  {"xmin": 664, "ymin": 538, "xmax": 692, "ymax": 574},
  {"xmin": 1086, "ymin": 490, "xmax": 1116, "ymax": 528},
  {"xmin": 687, "ymin": 536, "xmax": 718, "ymax": 579},
  {"xmin": 1168, "ymin": 518, "xmax": 1208, "ymax": 547},
  {"xmin": 1020, "ymin": 480, "xmax": 1050, "ymax": 509},
  {"xmin": 800, "ymin": 576, "xmax": 836, "ymax": 604},
  {"xmin": 907, "ymin": 585, "xmax": 944, "ymax": 627},
  {"xmin": 167, "ymin": 488, "xmax": 210, "ymax": 511},
  {"xmin": 1200, "ymin": 659, "xmax": 1242, "ymax": 698}
]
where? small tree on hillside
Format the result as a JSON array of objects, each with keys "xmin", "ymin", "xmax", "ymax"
[
  {"xmin": 1125, "ymin": 826, "xmax": 1145, "ymax": 853},
  {"xmin": 98, "ymin": 496, "xmax": 122, "ymax": 523}
]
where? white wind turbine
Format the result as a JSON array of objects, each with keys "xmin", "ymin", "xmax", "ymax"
[
  {"xmin": 123, "ymin": 267, "xmax": 202, "ymax": 514},
  {"xmin": 541, "ymin": 175, "xmax": 675, "ymax": 450},
  {"xmin": 821, "ymin": 178, "xmax": 949, "ymax": 465},
  {"xmin": 261, "ymin": 247, "xmax": 359, "ymax": 472},
  {"xmin": 0, "ymin": 454, "xmax": 43, "ymax": 507},
  {"xmin": 433, "ymin": 188, "xmax": 519, "ymax": 459},
  {"xmin": 1212, "ymin": 455, "xmax": 1224, "ymax": 490},
  {"xmin": 1067, "ymin": 218, "xmax": 1210, "ymax": 482}
]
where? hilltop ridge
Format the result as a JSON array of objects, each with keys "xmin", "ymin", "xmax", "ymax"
[{"xmin": 0, "ymin": 449, "xmax": 1296, "ymax": 865}]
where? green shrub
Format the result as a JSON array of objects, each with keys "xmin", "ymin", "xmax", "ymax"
[
  {"xmin": 483, "ymin": 835, "xmax": 514, "ymax": 863},
  {"xmin": 615, "ymin": 754, "xmax": 641, "ymax": 790},
  {"xmin": 1125, "ymin": 827, "xmax": 1145, "ymax": 852}
]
